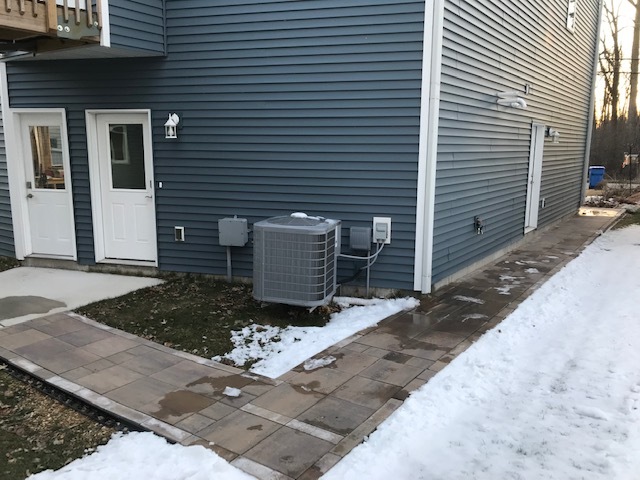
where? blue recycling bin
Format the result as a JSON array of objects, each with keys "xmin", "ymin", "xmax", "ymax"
[{"xmin": 588, "ymin": 166, "xmax": 605, "ymax": 188}]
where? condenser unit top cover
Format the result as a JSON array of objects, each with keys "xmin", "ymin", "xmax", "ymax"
[{"xmin": 253, "ymin": 213, "xmax": 341, "ymax": 307}]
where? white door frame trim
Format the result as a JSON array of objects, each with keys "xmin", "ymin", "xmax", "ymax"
[
  {"xmin": 1, "ymin": 75, "xmax": 77, "ymax": 260},
  {"xmin": 85, "ymin": 109, "xmax": 157, "ymax": 265},
  {"xmin": 524, "ymin": 123, "xmax": 545, "ymax": 234}
]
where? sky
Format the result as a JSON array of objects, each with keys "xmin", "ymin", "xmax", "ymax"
[
  {"xmin": 596, "ymin": 0, "xmax": 637, "ymax": 117},
  {"xmin": 29, "ymin": 223, "xmax": 640, "ymax": 480}
]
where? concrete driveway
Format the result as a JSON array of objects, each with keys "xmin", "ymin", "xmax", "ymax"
[{"xmin": 0, "ymin": 267, "xmax": 163, "ymax": 327}]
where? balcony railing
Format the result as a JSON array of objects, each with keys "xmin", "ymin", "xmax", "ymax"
[{"xmin": 0, "ymin": 0, "xmax": 101, "ymax": 52}]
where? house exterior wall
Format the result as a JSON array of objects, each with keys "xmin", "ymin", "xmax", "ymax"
[
  {"xmin": 108, "ymin": 0, "xmax": 166, "ymax": 55},
  {"xmin": 0, "ymin": 92, "xmax": 14, "ymax": 257},
  {"xmin": 6, "ymin": 0, "xmax": 426, "ymax": 290},
  {"xmin": 431, "ymin": 0, "xmax": 600, "ymax": 284}
]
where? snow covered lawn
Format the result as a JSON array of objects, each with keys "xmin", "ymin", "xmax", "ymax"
[{"xmin": 29, "ymin": 432, "xmax": 253, "ymax": 480}]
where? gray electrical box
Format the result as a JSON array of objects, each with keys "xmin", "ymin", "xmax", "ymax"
[
  {"xmin": 350, "ymin": 227, "xmax": 371, "ymax": 251},
  {"xmin": 218, "ymin": 217, "xmax": 248, "ymax": 247}
]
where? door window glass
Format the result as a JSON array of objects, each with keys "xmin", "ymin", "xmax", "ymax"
[
  {"xmin": 29, "ymin": 125, "xmax": 65, "ymax": 190},
  {"xmin": 109, "ymin": 123, "xmax": 145, "ymax": 189}
]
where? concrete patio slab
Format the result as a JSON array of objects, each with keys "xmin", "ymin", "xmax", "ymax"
[{"xmin": 0, "ymin": 267, "xmax": 163, "ymax": 326}]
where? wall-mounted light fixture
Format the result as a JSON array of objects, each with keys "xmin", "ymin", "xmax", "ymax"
[
  {"xmin": 164, "ymin": 113, "xmax": 180, "ymax": 139},
  {"xmin": 546, "ymin": 127, "xmax": 561, "ymax": 143},
  {"xmin": 496, "ymin": 90, "xmax": 528, "ymax": 109}
]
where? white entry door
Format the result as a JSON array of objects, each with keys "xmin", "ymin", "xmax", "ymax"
[
  {"xmin": 94, "ymin": 113, "xmax": 157, "ymax": 262},
  {"xmin": 525, "ymin": 124, "xmax": 545, "ymax": 233},
  {"xmin": 19, "ymin": 112, "xmax": 76, "ymax": 258}
]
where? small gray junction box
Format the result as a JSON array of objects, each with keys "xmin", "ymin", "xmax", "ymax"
[{"xmin": 218, "ymin": 217, "xmax": 248, "ymax": 247}]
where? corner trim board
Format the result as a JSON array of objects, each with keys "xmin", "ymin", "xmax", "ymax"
[{"xmin": 413, "ymin": 0, "xmax": 445, "ymax": 293}]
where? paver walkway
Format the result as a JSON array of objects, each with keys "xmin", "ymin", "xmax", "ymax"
[{"xmin": 0, "ymin": 212, "xmax": 619, "ymax": 479}]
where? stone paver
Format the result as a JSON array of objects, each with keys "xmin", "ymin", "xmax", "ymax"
[
  {"xmin": 105, "ymin": 377, "xmax": 177, "ymax": 409},
  {"xmin": 0, "ymin": 212, "xmax": 618, "ymax": 479},
  {"xmin": 0, "ymin": 329, "xmax": 51, "ymax": 350},
  {"xmin": 333, "ymin": 375, "xmax": 400, "ymax": 410},
  {"xmin": 328, "ymin": 349, "xmax": 378, "ymax": 375},
  {"xmin": 199, "ymin": 410, "xmax": 281, "ymax": 454},
  {"xmin": 245, "ymin": 427, "xmax": 333, "ymax": 479},
  {"xmin": 82, "ymin": 336, "xmax": 140, "ymax": 358},
  {"xmin": 297, "ymin": 396, "xmax": 374, "ymax": 436},
  {"xmin": 251, "ymin": 383, "xmax": 324, "ymax": 418},
  {"xmin": 359, "ymin": 358, "xmax": 422, "ymax": 387},
  {"xmin": 30, "ymin": 314, "xmax": 87, "ymax": 336},
  {"xmin": 150, "ymin": 360, "xmax": 228, "ymax": 388},
  {"xmin": 289, "ymin": 368, "xmax": 353, "ymax": 395},
  {"xmin": 77, "ymin": 364, "xmax": 144, "ymax": 394},
  {"xmin": 57, "ymin": 327, "xmax": 114, "ymax": 347}
]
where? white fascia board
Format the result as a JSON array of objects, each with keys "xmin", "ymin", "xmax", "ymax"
[
  {"xmin": 0, "ymin": 62, "xmax": 27, "ymax": 259},
  {"xmin": 413, "ymin": 0, "xmax": 445, "ymax": 293},
  {"xmin": 100, "ymin": 0, "xmax": 111, "ymax": 47}
]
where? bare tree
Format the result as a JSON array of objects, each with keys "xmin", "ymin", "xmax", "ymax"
[
  {"xmin": 628, "ymin": 0, "xmax": 639, "ymax": 120},
  {"xmin": 600, "ymin": 0, "xmax": 623, "ymax": 123}
]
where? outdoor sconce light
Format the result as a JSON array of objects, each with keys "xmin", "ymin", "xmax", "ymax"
[
  {"xmin": 496, "ymin": 90, "xmax": 528, "ymax": 109},
  {"xmin": 546, "ymin": 127, "xmax": 561, "ymax": 144},
  {"xmin": 164, "ymin": 113, "xmax": 180, "ymax": 139}
]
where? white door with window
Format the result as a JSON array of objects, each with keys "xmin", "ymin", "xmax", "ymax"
[
  {"xmin": 91, "ymin": 112, "xmax": 157, "ymax": 262},
  {"xmin": 19, "ymin": 112, "xmax": 76, "ymax": 258},
  {"xmin": 525, "ymin": 124, "xmax": 545, "ymax": 233}
]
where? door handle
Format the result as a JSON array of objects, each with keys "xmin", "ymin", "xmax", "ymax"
[
  {"xmin": 27, "ymin": 193, "xmax": 33, "ymax": 199},
  {"xmin": 145, "ymin": 194, "xmax": 153, "ymax": 199}
]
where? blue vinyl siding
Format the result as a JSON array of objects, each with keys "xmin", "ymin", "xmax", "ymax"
[
  {"xmin": 3, "ymin": 0, "xmax": 601, "ymax": 291},
  {"xmin": 108, "ymin": 0, "xmax": 165, "ymax": 55},
  {"xmin": 0, "ymin": 96, "xmax": 14, "ymax": 257},
  {"xmin": 7, "ymin": 0, "xmax": 426, "ymax": 290},
  {"xmin": 431, "ymin": 0, "xmax": 599, "ymax": 284}
]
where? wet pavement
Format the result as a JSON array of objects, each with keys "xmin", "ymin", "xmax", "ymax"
[{"xmin": 0, "ymin": 213, "xmax": 619, "ymax": 479}]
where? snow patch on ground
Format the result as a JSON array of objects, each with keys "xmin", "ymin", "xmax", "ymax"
[
  {"xmin": 304, "ymin": 356, "xmax": 337, "ymax": 371},
  {"xmin": 452, "ymin": 295, "xmax": 485, "ymax": 304},
  {"xmin": 462, "ymin": 314, "xmax": 487, "ymax": 322},
  {"xmin": 499, "ymin": 275, "xmax": 521, "ymax": 282},
  {"xmin": 29, "ymin": 432, "xmax": 253, "ymax": 480},
  {"xmin": 525, "ymin": 268, "xmax": 540, "ymax": 274},
  {"xmin": 223, "ymin": 387, "xmax": 242, "ymax": 398},
  {"xmin": 323, "ymin": 226, "xmax": 640, "ymax": 480},
  {"xmin": 625, "ymin": 204, "xmax": 640, "ymax": 212},
  {"xmin": 494, "ymin": 285, "xmax": 515, "ymax": 295},
  {"xmin": 214, "ymin": 297, "xmax": 419, "ymax": 378}
]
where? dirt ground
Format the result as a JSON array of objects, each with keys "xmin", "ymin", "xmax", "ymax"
[
  {"xmin": 76, "ymin": 274, "xmax": 335, "ymax": 366},
  {"xmin": 0, "ymin": 367, "xmax": 115, "ymax": 480}
]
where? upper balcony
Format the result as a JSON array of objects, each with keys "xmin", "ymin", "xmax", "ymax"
[
  {"xmin": 0, "ymin": 0, "xmax": 165, "ymax": 59},
  {"xmin": 0, "ymin": 0, "xmax": 101, "ymax": 54}
]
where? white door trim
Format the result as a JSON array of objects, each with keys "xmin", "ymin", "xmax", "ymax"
[
  {"xmin": 86, "ymin": 109, "xmax": 158, "ymax": 265},
  {"xmin": 4, "ymin": 101, "xmax": 77, "ymax": 260},
  {"xmin": 525, "ymin": 123, "xmax": 545, "ymax": 234}
]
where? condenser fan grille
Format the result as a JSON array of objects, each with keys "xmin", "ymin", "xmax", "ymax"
[{"xmin": 253, "ymin": 215, "xmax": 340, "ymax": 307}]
